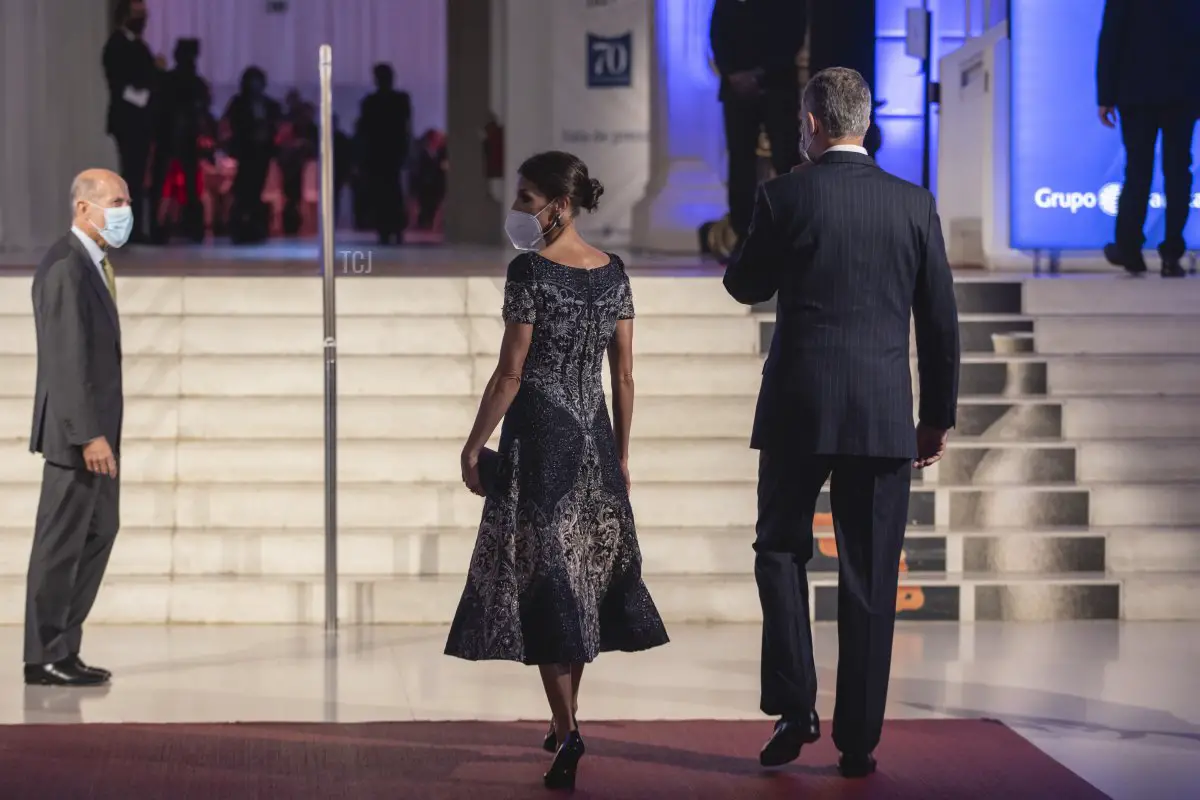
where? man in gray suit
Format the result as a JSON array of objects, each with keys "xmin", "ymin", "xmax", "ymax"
[{"xmin": 25, "ymin": 169, "xmax": 130, "ymax": 687}]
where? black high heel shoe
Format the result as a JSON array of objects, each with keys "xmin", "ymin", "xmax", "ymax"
[
  {"xmin": 542, "ymin": 715, "xmax": 580, "ymax": 753},
  {"xmin": 543, "ymin": 730, "xmax": 585, "ymax": 790}
]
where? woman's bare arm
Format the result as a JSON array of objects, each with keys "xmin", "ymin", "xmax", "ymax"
[
  {"xmin": 464, "ymin": 322, "xmax": 533, "ymax": 455},
  {"xmin": 607, "ymin": 318, "xmax": 635, "ymax": 472}
]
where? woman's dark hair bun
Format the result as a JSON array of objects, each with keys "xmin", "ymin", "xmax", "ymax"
[
  {"xmin": 580, "ymin": 177, "xmax": 604, "ymax": 213},
  {"xmin": 517, "ymin": 150, "xmax": 604, "ymax": 215}
]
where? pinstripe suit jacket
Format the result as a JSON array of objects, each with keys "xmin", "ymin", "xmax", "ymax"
[{"xmin": 723, "ymin": 150, "xmax": 960, "ymax": 459}]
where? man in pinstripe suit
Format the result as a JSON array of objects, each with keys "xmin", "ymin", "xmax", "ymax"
[{"xmin": 723, "ymin": 67, "xmax": 960, "ymax": 778}]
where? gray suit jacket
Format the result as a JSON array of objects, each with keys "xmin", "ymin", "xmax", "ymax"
[{"xmin": 29, "ymin": 234, "xmax": 123, "ymax": 469}]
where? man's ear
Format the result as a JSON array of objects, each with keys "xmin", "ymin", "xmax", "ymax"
[{"xmin": 806, "ymin": 111, "xmax": 820, "ymax": 140}]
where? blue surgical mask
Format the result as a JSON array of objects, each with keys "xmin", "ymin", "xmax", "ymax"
[{"xmin": 88, "ymin": 202, "xmax": 134, "ymax": 248}]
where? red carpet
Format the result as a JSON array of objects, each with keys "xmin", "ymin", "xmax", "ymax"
[{"xmin": 0, "ymin": 719, "xmax": 1106, "ymax": 799}]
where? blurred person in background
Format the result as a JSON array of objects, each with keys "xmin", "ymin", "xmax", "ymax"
[
  {"xmin": 357, "ymin": 63, "xmax": 413, "ymax": 245},
  {"xmin": 411, "ymin": 128, "xmax": 448, "ymax": 231},
  {"xmin": 331, "ymin": 114, "xmax": 352, "ymax": 223},
  {"xmin": 1097, "ymin": 0, "xmax": 1200, "ymax": 277},
  {"xmin": 150, "ymin": 38, "xmax": 208, "ymax": 243},
  {"xmin": 710, "ymin": 0, "xmax": 807, "ymax": 244},
  {"xmin": 222, "ymin": 67, "xmax": 281, "ymax": 244},
  {"xmin": 279, "ymin": 90, "xmax": 319, "ymax": 236},
  {"xmin": 102, "ymin": 0, "xmax": 158, "ymax": 244}
]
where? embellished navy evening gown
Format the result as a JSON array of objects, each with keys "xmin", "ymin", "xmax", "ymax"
[{"xmin": 444, "ymin": 252, "xmax": 669, "ymax": 665}]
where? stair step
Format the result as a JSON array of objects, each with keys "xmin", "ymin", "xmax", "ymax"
[
  {"xmin": 15, "ymin": 394, "xmax": 1187, "ymax": 443},
  {"xmin": 0, "ymin": 571, "xmax": 1191, "ymax": 623},
  {"xmin": 0, "ymin": 275, "xmax": 750, "ymax": 318},
  {"xmin": 2, "ymin": 525, "xmax": 1195, "ymax": 579},
  {"xmin": 1062, "ymin": 396, "xmax": 1200, "ymax": 439},
  {"xmin": 0, "ymin": 314, "xmax": 765, "ymax": 357},
  {"xmin": 1024, "ymin": 277, "xmax": 1200, "ymax": 316},
  {"xmin": 0, "ymin": 354, "xmax": 771, "ymax": 398},
  {"xmin": 1034, "ymin": 316, "xmax": 1200, "ymax": 355},
  {"xmin": 6, "ymin": 438, "xmax": 1194, "ymax": 486},
  {"xmin": 0, "ymin": 480, "xmax": 1193, "ymax": 528}
]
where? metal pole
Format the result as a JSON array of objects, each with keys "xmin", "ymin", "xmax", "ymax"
[
  {"xmin": 319, "ymin": 44, "xmax": 338, "ymax": 634},
  {"xmin": 921, "ymin": 5, "xmax": 932, "ymax": 189}
]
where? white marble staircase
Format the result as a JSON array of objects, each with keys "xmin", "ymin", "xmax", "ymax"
[{"xmin": 0, "ymin": 273, "xmax": 1197, "ymax": 623}]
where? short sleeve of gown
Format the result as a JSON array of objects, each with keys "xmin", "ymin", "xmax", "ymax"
[
  {"xmin": 617, "ymin": 265, "xmax": 635, "ymax": 320},
  {"xmin": 502, "ymin": 254, "xmax": 537, "ymax": 325}
]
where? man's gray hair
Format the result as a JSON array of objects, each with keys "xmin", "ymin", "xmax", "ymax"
[
  {"xmin": 69, "ymin": 173, "xmax": 104, "ymax": 214},
  {"xmin": 802, "ymin": 67, "xmax": 873, "ymax": 140}
]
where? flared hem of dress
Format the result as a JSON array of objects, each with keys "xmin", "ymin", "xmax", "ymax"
[{"xmin": 443, "ymin": 632, "xmax": 671, "ymax": 666}]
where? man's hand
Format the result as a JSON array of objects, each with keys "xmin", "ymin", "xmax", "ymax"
[
  {"xmin": 728, "ymin": 70, "xmax": 762, "ymax": 98},
  {"xmin": 83, "ymin": 437, "xmax": 117, "ymax": 478},
  {"xmin": 913, "ymin": 423, "xmax": 948, "ymax": 469},
  {"xmin": 1098, "ymin": 106, "xmax": 1118, "ymax": 128}
]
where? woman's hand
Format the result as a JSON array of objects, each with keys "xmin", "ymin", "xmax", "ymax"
[
  {"xmin": 461, "ymin": 446, "xmax": 483, "ymax": 496},
  {"xmin": 620, "ymin": 459, "xmax": 631, "ymax": 493}
]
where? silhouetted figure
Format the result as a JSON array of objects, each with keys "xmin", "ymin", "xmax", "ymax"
[
  {"xmin": 412, "ymin": 129, "xmax": 447, "ymax": 230},
  {"xmin": 279, "ymin": 90, "xmax": 318, "ymax": 236},
  {"xmin": 222, "ymin": 67, "xmax": 281, "ymax": 244},
  {"xmin": 1097, "ymin": 0, "xmax": 1200, "ymax": 276},
  {"xmin": 150, "ymin": 38, "xmax": 207, "ymax": 243},
  {"xmin": 710, "ymin": 0, "xmax": 807, "ymax": 240},
  {"xmin": 102, "ymin": 0, "xmax": 158, "ymax": 243},
  {"xmin": 358, "ymin": 63, "xmax": 412, "ymax": 244},
  {"xmin": 332, "ymin": 114, "xmax": 352, "ymax": 221}
]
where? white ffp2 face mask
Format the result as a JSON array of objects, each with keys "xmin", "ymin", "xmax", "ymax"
[{"xmin": 504, "ymin": 203, "xmax": 558, "ymax": 251}]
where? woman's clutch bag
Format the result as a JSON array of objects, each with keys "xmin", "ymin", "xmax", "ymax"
[{"xmin": 477, "ymin": 447, "xmax": 502, "ymax": 499}]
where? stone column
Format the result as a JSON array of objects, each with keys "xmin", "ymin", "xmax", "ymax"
[
  {"xmin": 0, "ymin": 0, "xmax": 114, "ymax": 255},
  {"xmin": 443, "ymin": 0, "xmax": 503, "ymax": 245},
  {"xmin": 631, "ymin": 0, "xmax": 728, "ymax": 253}
]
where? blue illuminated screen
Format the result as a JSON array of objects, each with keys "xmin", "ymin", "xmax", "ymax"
[{"xmin": 1010, "ymin": 0, "xmax": 1200, "ymax": 250}]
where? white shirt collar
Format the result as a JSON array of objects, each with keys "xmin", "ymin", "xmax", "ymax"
[
  {"xmin": 824, "ymin": 144, "xmax": 869, "ymax": 156},
  {"xmin": 71, "ymin": 225, "xmax": 108, "ymax": 273}
]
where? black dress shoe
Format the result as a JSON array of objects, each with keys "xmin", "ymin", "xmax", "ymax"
[
  {"xmin": 24, "ymin": 660, "xmax": 108, "ymax": 687},
  {"xmin": 1162, "ymin": 259, "xmax": 1187, "ymax": 278},
  {"xmin": 1103, "ymin": 243, "xmax": 1148, "ymax": 274},
  {"xmin": 838, "ymin": 752, "xmax": 877, "ymax": 778},
  {"xmin": 69, "ymin": 655, "xmax": 112, "ymax": 681},
  {"xmin": 759, "ymin": 711, "xmax": 821, "ymax": 767}
]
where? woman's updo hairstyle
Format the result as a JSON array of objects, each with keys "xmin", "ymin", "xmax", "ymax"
[{"xmin": 517, "ymin": 150, "xmax": 604, "ymax": 215}]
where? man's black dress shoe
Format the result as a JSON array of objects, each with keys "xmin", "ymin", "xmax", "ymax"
[
  {"xmin": 838, "ymin": 752, "xmax": 877, "ymax": 778},
  {"xmin": 24, "ymin": 660, "xmax": 109, "ymax": 687},
  {"xmin": 1103, "ymin": 243, "xmax": 1148, "ymax": 275},
  {"xmin": 1162, "ymin": 259, "xmax": 1187, "ymax": 278},
  {"xmin": 69, "ymin": 655, "xmax": 112, "ymax": 680},
  {"xmin": 759, "ymin": 711, "xmax": 821, "ymax": 767}
]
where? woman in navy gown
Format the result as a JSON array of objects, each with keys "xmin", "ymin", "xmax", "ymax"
[{"xmin": 445, "ymin": 151, "xmax": 669, "ymax": 789}]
